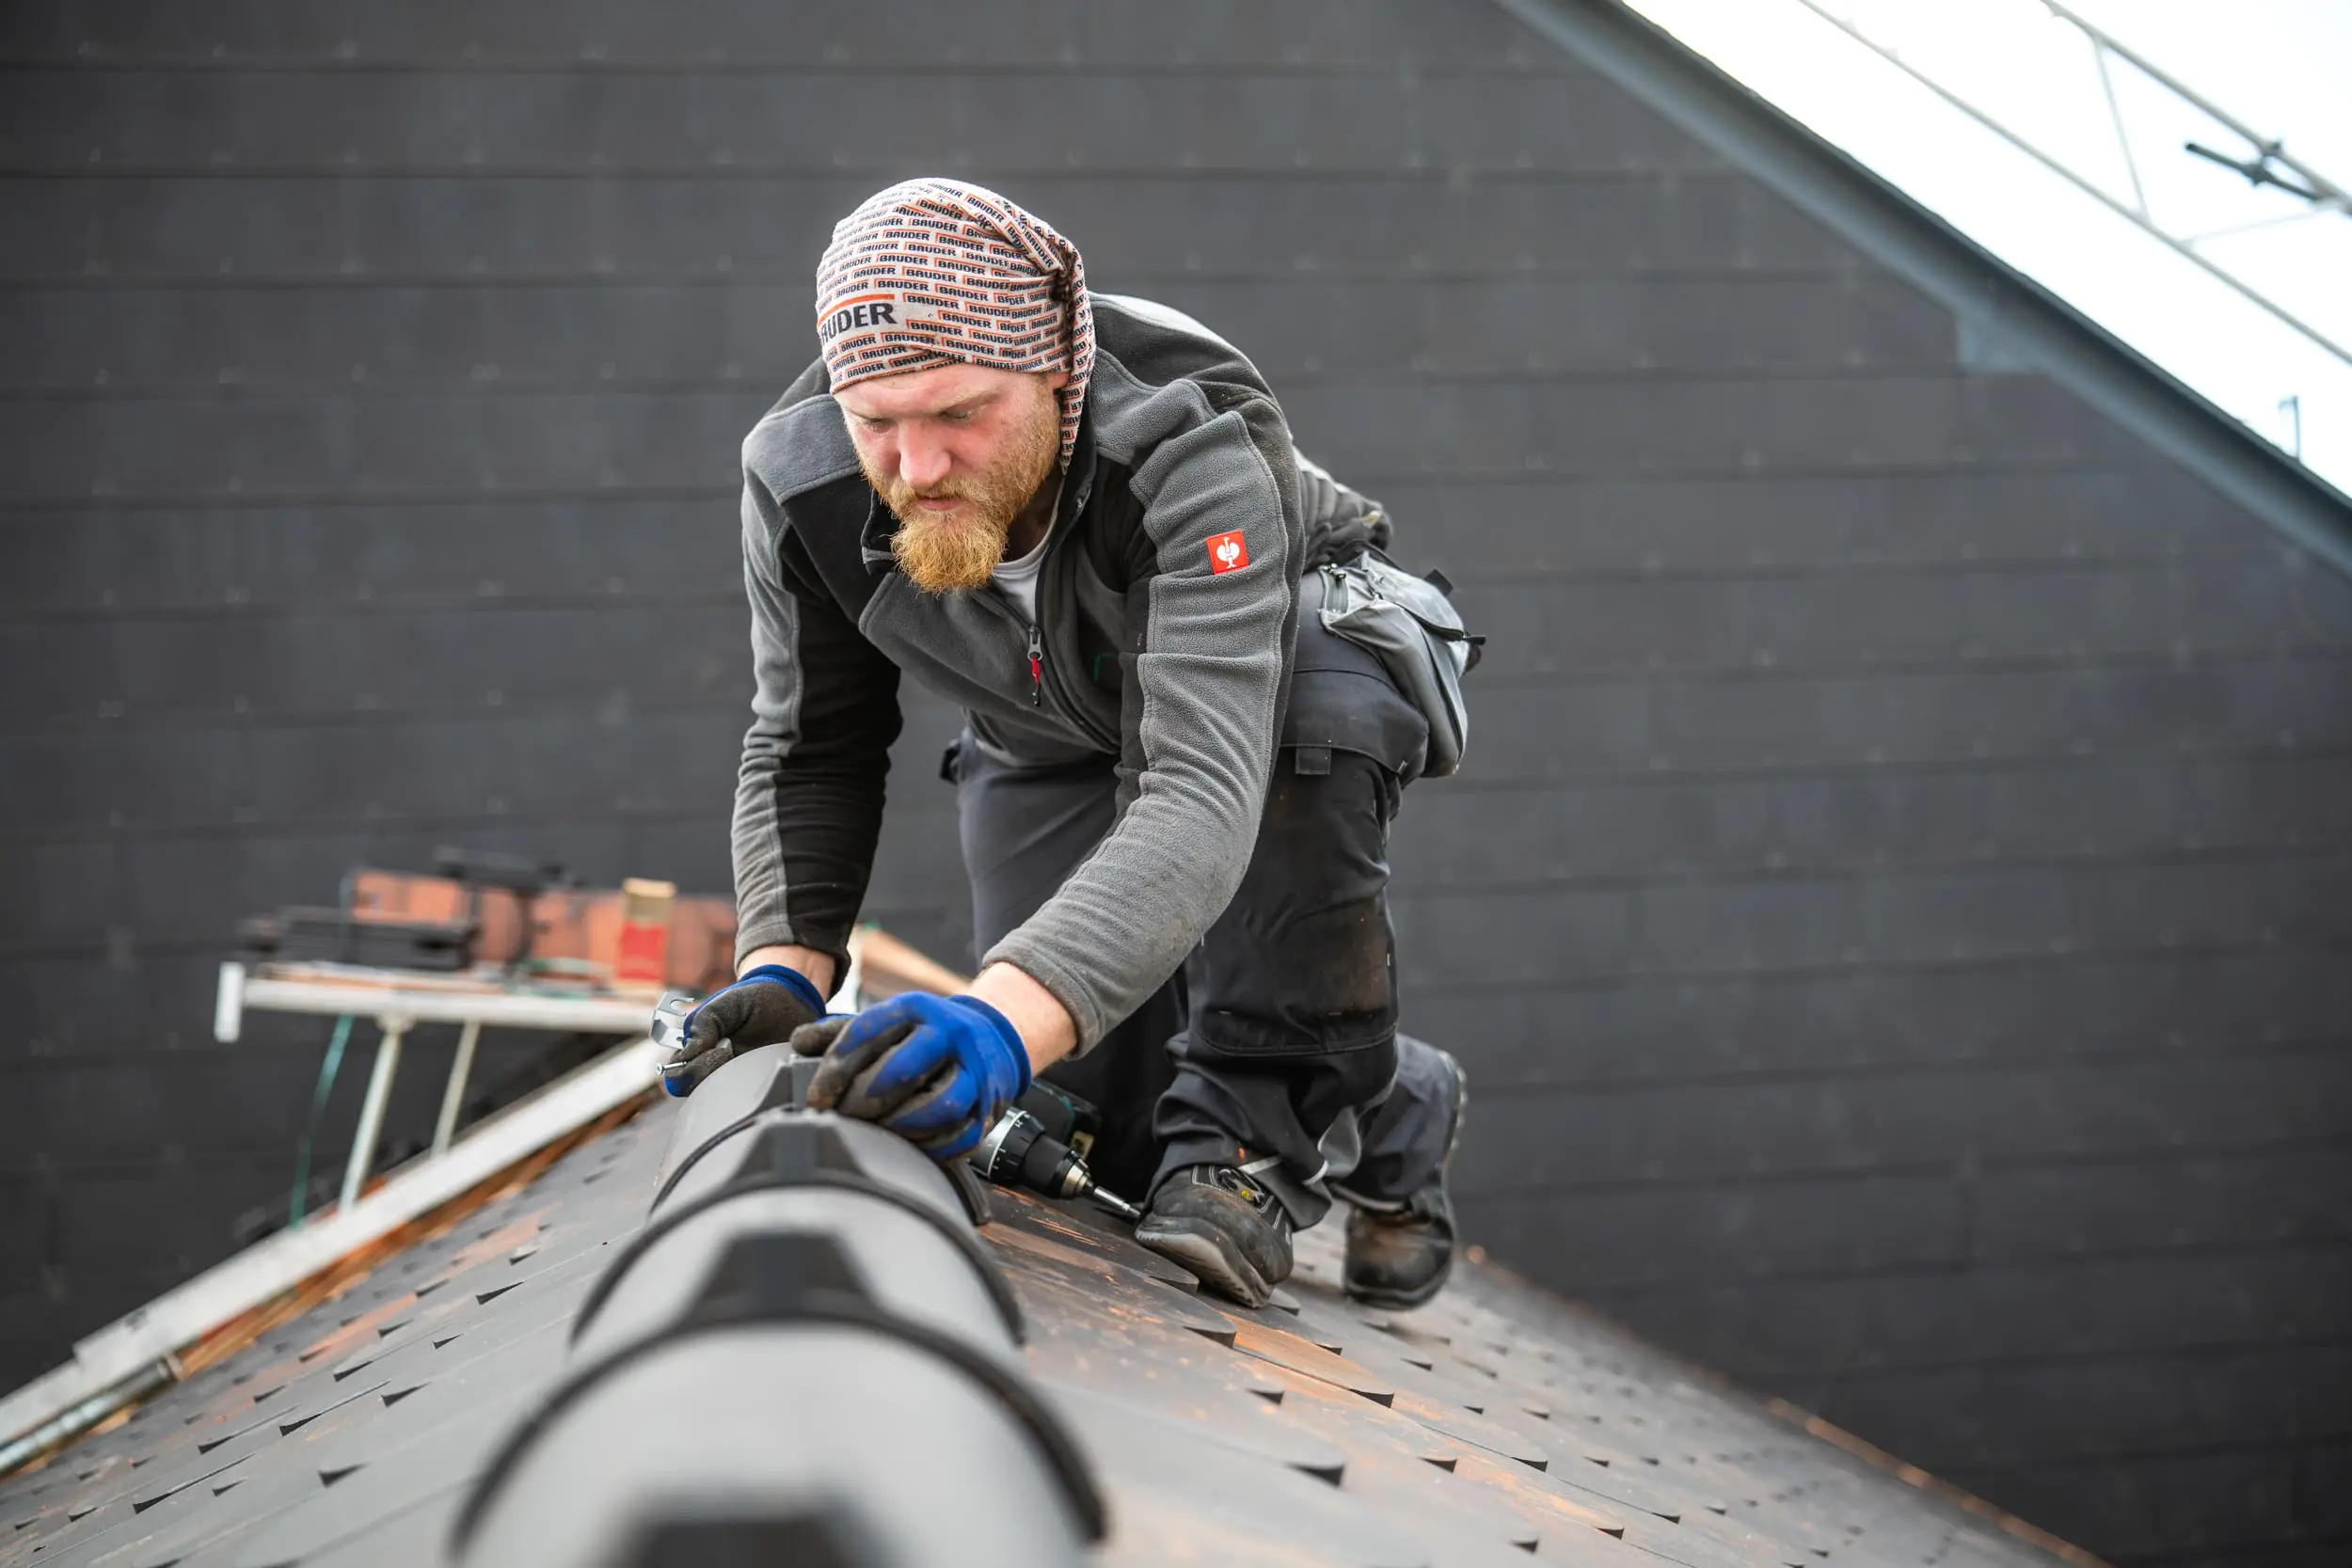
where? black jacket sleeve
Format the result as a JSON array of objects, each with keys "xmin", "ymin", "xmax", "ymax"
[{"xmin": 729, "ymin": 463, "xmax": 902, "ymax": 984}]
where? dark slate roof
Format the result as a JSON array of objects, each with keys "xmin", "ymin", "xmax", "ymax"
[{"xmin": 0, "ymin": 1079, "xmax": 2094, "ymax": 1568}]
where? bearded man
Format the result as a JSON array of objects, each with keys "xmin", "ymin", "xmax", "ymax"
[{"xmin": 663, "ymin": 179, "xmax": 1470, "ymax": 1310}]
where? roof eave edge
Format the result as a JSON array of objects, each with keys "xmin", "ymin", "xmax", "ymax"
[
  {"xmin": 1490, "ymin": 0, "xmax": 2352, "ymax": 580},
  {"xmin": 0, "ymin": 1038, "xmax": 665, "ymax": 1468}
]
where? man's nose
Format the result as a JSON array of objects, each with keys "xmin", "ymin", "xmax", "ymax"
[{"xmin": 899, "ymin": 431, "xmax": 953, "ymax": 492}]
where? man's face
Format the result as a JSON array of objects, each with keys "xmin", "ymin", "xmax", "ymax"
[{"xmin": 835, "ymin": 363, "xmax": 1065, "ymax": 595}]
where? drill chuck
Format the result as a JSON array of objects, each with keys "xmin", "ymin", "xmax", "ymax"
[{"xmin": 973, "ymin": 1109, "xmax": 1141, "ymax": 1222}]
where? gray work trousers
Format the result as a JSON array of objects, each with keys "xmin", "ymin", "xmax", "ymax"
[{"xmin": 952, "ymin": 577, "xmax": 1460, "ymax": 1227}]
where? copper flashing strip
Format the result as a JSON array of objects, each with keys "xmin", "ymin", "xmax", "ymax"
[{"xmin": 0, "ymin": 1362, "xmax": 173, "ymax": 1480}]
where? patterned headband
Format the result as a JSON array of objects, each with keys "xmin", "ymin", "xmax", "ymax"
[{"xmin": 816, "ymin": 179, "xmax": 1094, "ymax": 469}]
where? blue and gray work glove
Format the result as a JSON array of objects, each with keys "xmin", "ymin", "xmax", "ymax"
[
  {"xmin": 663, "ymin": 963, "xmax": 827, "ymax": 1097},
  {"xmin": 790, "ymin": 992, "xmax": 1031, "ymax": 1162}
]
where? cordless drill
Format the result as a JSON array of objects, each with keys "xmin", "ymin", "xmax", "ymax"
[
  {"xmin": 970, "ymin": 1108, "xmax": 1141, "ymax": 1222},
  {"xmin": 649, "ymin": 993, "xmax": 1140, "ymax": 1221}
]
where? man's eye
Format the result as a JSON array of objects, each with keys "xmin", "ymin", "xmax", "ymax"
[{"xmin": 942, "ymin": 408, "xmax": 975, "ymax": 423}]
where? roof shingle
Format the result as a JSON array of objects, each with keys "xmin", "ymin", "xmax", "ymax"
[{"xmin": 0, "ymin": 1050, "xmax": 2098, "ymax": 1567}]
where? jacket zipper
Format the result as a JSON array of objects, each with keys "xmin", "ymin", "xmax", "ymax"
[{"xmin": 955, "ymin": 473, "xmax": 1117, "ymax": 752}]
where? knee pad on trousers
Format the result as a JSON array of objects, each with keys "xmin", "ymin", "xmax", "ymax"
[{"xmin": 1190, "ymin": 749, "xmax": 1400, "ymax": 1084}]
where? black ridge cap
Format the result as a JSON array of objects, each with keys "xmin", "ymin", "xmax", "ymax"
[
  {"xmin": 1490, "ymin": 0, "xmax": 2352, "ymax": 580},
  {"xmin": 453, "ymin": 1112, "xmax": 1074, "ymax": 1563},
  {"xmin": 654, "ymin": 1105, "xmax": 991, "ymax": 1229},
  {"xmin": 626, "ymin": 1507, "xmax": 889, "ymax": 1568},
  {"xmin": 648, "ymin": 1066, "xmax": 993, "ymax": 1228},
  {"xmin": 572, "ymin": 1165, "xmax": 1026, "ymax": 1346},
  {"xmin": 646, "ymin": 1044, "xmax": 808, "ymax": 1198},
  {"xmin": 648, "ymin": 1106, "xmax": 790, "ymax": 1212},
  {"xmin": 452, "ymin": 1309, "xmax": 1104, "ymax": 1553},
  {"xmin": 653, "ymin": 1110, "xmax": 982, "ymax": 1235}
]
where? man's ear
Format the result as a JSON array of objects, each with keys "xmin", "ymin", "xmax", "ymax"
[{"xmin": 1043, "ymin": 370, "xmax": 1071, "ymax": 392}]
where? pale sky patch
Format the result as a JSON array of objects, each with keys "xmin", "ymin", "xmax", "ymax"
[{"xmin": 1623, "ymin": 0, "xmax": 2352, "ymax": 496}]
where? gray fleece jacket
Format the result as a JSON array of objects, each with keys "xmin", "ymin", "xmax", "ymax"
[{"xmin": 731, "ymin": 293, "xmax": 1385, "ymax": 1051}]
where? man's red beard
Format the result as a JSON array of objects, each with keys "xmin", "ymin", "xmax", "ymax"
[{"xmin": 864, "ymin": 388, "xmax": 1060, "ymax": 596}]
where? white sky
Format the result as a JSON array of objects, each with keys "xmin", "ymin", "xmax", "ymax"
[{"xmin": 1622, "ymin": 0, "xmax": 2352, "ymax": 496}]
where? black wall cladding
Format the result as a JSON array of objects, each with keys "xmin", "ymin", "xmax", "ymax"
[{"xmin": 1, "ymin": 3, "xmax": 2347, "ymax": 1561}]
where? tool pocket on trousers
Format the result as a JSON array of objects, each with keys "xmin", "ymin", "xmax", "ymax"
[
  {"xmin": 1315, "ymin": 552, "xmax": 1480, "ymax": 779},
  {"xmin": 1281, "ymin": 657, "xmax": 1428, "ymax": 787}
]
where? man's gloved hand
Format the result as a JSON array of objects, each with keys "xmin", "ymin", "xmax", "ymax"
[
  {"xmin": 664, "ymin": 963, "xmax": 826, "ymax": 1097},
  {"xmin": 789, "ymin": 992, "xmax": 1031, "ymax": 1161}
]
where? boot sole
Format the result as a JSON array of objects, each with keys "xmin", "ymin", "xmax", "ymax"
[{"xmin": 1134, "ymin": 1216, "xmax": 1273, "ymax": 1309}]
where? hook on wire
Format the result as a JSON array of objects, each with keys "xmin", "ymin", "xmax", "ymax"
[{"xmin": 2185, "ymin": 139, "xmax": 2326, "ymax": 206}]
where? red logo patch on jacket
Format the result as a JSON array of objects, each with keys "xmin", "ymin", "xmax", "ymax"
[{"xmin": 1206, "ymin": 530, "xmax": 1249, "ymax": 574}]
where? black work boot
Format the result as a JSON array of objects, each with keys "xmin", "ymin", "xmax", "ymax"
[
  {"xmin": 1135, "ymin": 1164, "xmax": 1295, "ymax": 1308},
  {"xmin": 1343, "ymin": 1048, "xmax": 1469, "ymax": 1310}
]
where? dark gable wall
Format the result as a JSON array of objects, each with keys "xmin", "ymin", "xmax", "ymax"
[{"xmin": 3, "ymin": 3, "xmax": 2348, "ymax": 1560}]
